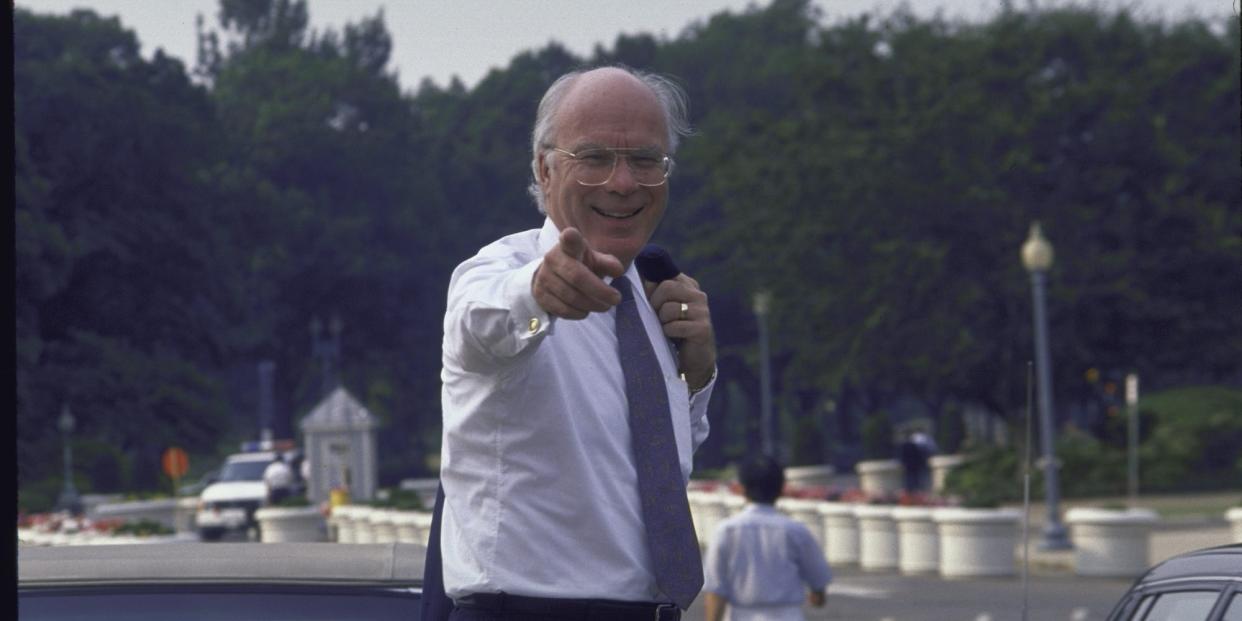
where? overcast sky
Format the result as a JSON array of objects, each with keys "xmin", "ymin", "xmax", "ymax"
[{"xmin": 15, "ymin": 0, "xmax": 1233, "ymax": 90}]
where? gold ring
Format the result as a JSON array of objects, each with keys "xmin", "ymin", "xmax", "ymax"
[{"xmin": 679, "ymin": 303, "xmax": 689, "ymax": 321}]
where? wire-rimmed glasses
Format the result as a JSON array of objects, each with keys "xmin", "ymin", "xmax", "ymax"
[{"xmin": 550, "ymin": 146, "xmax": 674, "ymax": 187}]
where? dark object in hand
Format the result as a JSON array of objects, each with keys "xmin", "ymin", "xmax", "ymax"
[{"xmin": 636, "ymin": 244, "xmax": 681, "ymax": 283}]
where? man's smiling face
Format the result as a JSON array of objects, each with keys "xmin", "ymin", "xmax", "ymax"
[{"xmin": 536, "ymin": 68, "xmax": 669, "ymax": 268}]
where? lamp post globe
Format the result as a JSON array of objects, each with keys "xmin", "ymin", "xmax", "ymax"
[
  {"xmin": 1021, "ymin": 223, "xmax": 1055, "ymax": 272},
  {"xmin": 58, "ymin": 405, "xmax": 75, "ymax": 434},
  {"xmin": 1022, "ymin": 222, "xmax": 1072, "ymax": 550}
]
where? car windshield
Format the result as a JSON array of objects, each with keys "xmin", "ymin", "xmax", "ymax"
[{"xmin": 217, "ymin": 461, "xmax": 269, "ymax": 482}]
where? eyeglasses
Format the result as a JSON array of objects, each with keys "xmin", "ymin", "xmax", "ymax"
[{"xmin": 549, "ymin": 146, "xmax": 674, "ymax": 187}]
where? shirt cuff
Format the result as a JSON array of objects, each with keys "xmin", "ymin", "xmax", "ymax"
[
  {"xmin": 689, "ymin": 365, "xmax": 717, "ymax": 401},
  {"xmin": 505, "ymin": 257, "xmax": 553, "ymax": 342}
]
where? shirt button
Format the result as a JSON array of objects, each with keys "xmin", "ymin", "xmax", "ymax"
[{"xmin": 528, "ymin": 317, "xmax": 540, "ymax": 333}]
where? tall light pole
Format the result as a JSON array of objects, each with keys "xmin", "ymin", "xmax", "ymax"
[
  {"xmin": 310, "ymin": 314, "xmax": 343, "ymax": 399},
  {"xmin": 57, "ymin": 404, "xmax": 82, "ymax": 515},
  {"xmin": 753, "ymin": 290, "xmax": 774, "ymax": 458},
  {"xmin": 1021, "ymin": 223, "xmax": 1072, "ymax": 550},
  {"xmin": 311, "ymin": 314, "xmax": 348, "ymax": 496}
]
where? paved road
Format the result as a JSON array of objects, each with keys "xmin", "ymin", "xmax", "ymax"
[
  {"xmin": 681, "ymin": 567, "xmax": 1133, "ymax": 621},
  {"xmin": 678, "ymin": 524, "xmax": 1235, "ymax": 621}
]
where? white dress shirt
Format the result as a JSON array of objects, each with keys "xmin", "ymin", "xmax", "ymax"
[
  {"xmin": 704, "ymin": 504, "xmax": 833, "ymax": 621},
  {"xmin": 440, "ymin": 218, "xmax": 714, "ymax": 603},
  {"xmin": 263, "ymin": 461, "xmax": 293, "ymax": 490}
]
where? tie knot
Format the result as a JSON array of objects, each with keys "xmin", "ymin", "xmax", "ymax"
[{"xmin": 612, "ymin": 276, "xmax": 635, "ymax": 301}]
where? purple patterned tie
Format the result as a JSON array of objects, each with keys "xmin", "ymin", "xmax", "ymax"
[{"xmin": 612, "ymin": 276, "xmax": 703, "ymax": 610}]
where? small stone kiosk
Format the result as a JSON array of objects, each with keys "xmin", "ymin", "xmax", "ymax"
[{"xmin": 300, "ymin": 386, "xmax": 378, "ymax": 504}]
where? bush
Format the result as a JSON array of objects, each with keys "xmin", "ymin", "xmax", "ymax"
[
  {"xmin": 691, "ymin": 466, "xmax": 735, "ymax": 482},
  {"xmin": 861, "ymin": 411, "xmax": 895, "ymax": 460},
  {"xmin": 74, "ymin": 439, "xmax": 133, "ymax": 493},
  {"xmin": 273, "ymin": 494, "xmax": 311, "ymax": 508},
  {"xmin": 18, "ymin": 477, "xmax": 65, "ymax": 514},
  {"xmin": 369, "ymin": 488, "xmax": 424, "ymax": 511},
  {"xmin": 945, "ymin": 386, "xmax": 1242, "ymax": 505},
  {"xmin": 943, "ymin": 445, "xmax": 1021, "ymax": 508},
  {"xmin": 1057, "ymin": 428, "xmax": 1126, "ymax": 498},
  {"xmin": 789, "ymin": 414, "xmax": 825, "ymax": 466},
  {"xmin": 1140, "ymin": 387, "xmax": 1242, "ymax": 493},
  {"xmin": 114, "ymin": 519, "xmax": 174, "ymax": 537},
  {"xmin": 937, "ymin": 405, "xmax": 966, "ymax": 455}
]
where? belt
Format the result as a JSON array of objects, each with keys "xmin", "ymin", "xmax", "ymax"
[{"xmin": 454, "ymin": 592, "xmax": 681, "ymax": 621}]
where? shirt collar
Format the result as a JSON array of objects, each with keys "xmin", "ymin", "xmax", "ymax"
[{"xmin": 537, "ymin": 217, "xmax": 560, "ymax": 255}]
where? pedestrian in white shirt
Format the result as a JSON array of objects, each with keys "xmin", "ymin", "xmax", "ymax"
[
  {"xmin": 704, "ymin": 457, "xmax": 832, "ymax": 621},
  {"xmin": 433, "ymin": 65, "xmax": 718, "ymax": 621}
]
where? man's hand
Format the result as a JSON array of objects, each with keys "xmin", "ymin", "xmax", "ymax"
[
  {"xmin": 808, "ymin": 589, "xmax": 827, "ymax": 608},
  {"xmin": 533, "ymin": 227, "xmax": 624, "ymax": 319},
  {"xmin": 703, "ymin": 592, "xmax": 727, "ymax": 621},
  {"xmin": 646, "ymin": 273, "xmax": 716, "ymax": 391}
]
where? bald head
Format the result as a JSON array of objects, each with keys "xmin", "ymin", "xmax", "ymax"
[{"xmin": 527, "ymin": 66, "xmax": 691, "ymax": 214}]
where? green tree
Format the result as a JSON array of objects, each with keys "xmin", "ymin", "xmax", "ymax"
[{"xmin": 15, "ymin": 8, "xmax": 233, "ymax": 504}]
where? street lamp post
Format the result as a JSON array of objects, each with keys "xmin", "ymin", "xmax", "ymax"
[
  {"xmin": 57, "ymin": 404, "xmax": 82, "ymax": 515},
  {"xmin": 311, "ymin": 314, "xmax": 348, "ymax": 496},
  {"xmin": 310, "ymin": 315, "xmax": 343, "ymax": 399},
  {"xmin": 753, "ymin": 290, "xmax": 774, "ymax": 458},
  {"xmin": 1021, "ymin": 223, "xmax": 1072, "ymax": 550}
]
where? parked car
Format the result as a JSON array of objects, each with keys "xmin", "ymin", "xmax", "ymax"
[
  {"xmin": 1105, "ymin": 544, "xmax": 1242, "ymax": 621},
  {"xmin": 194, "ymin": 450, "xmax": 279, "ymax": 541},
  {"xmin": 18, "ymin": 542, "xmax": 425, "ymax": 620},
  {"xmin": 177, "ymin": 466, "xmax": 221, "ymax": 497}
]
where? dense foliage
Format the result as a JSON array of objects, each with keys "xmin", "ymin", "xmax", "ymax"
[
  {"xmin": 945, "ymin": 385, "xmax": 1242, "ymax": 505},
  {"xmin": 15, "ymin": 0, "xmax": 1240, "ymax": 510}
]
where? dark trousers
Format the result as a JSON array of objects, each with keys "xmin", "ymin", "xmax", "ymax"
[
  {"xmin": 421, "ymin": 484, "xmax": 453, "ymax": 621},
  {"xmin": 448, "ymin": 608, "xmax": 547, "ymax": 621},
  {"xmin": 268, "ymin": 487, "xmax": 291, "ymax": 505}
]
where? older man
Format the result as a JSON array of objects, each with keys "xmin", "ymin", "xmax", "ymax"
[{"xmin": 435, "ymin": 65, "xmax": 717, "ymax": 621}]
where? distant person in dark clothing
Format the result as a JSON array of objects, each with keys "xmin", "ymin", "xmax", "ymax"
[{"xmin": 899, "ymin": 430, "xmax": 931, "ymax": 493}]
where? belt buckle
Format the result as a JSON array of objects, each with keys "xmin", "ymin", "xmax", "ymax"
[{"xmin": 654, "ymin": 603, "xmax": 678, "ymax": 621}]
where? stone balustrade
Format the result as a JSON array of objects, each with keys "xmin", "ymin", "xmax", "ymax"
[
  {"xmin": 817, "ymin": 502, "xmax": 860, "ymax": 566},
  {"xmin": 933, "ymin": 508, "xmax": 1022, "ymax": 578},
  {"xmin": 393, "ymin": 510, "xmax": 432, "ymax": 546},
  {"xmin": 92, "ymin": 498, "xmax": 181, "ymax": 531},
  {"xmin": 776, "ymin": 497, "xmax": 825, "ymax": 546},
  {"xmin": 256, "ymin": 506, "xmax": 327, "ymax": 543},
  {"xmin": 855, "ymin": 460, "xmax": 903, "ymax": 497},
  {"xmin": 316, "ymin": 493, "xmax": 1242, "ymax": 582},
  {"xmin": 1065, "ymin": 507, "xmax": 1158, "ymax": 577},
  {"xmin": 1227, "ymin": 507, "xmax": 1242, "ymax": 543},
  {"xmin": 892, "ymin": 506, "xmax": 938, "ymax": 574},
  {"xmin": 854, "ymin": 505, "xmax": 899, "ymax": 571},
  {"xmin": 369, "ymin": 509, "xmax": 399, "ymax": 544}
]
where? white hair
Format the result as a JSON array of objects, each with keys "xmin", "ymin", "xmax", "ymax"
[{"xmin": 526, "ymin": 66, "xmax": 692, "ymax": 214}]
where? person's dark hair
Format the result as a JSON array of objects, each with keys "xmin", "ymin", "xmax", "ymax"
[{"xmin": 738, "ymin": 455, "xmax": 785, "ymax": 504}]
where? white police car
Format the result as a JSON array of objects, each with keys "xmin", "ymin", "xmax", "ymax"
[{"xmin": 194, "ymin": 451, "xmax": 278, "ymax": 541}]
